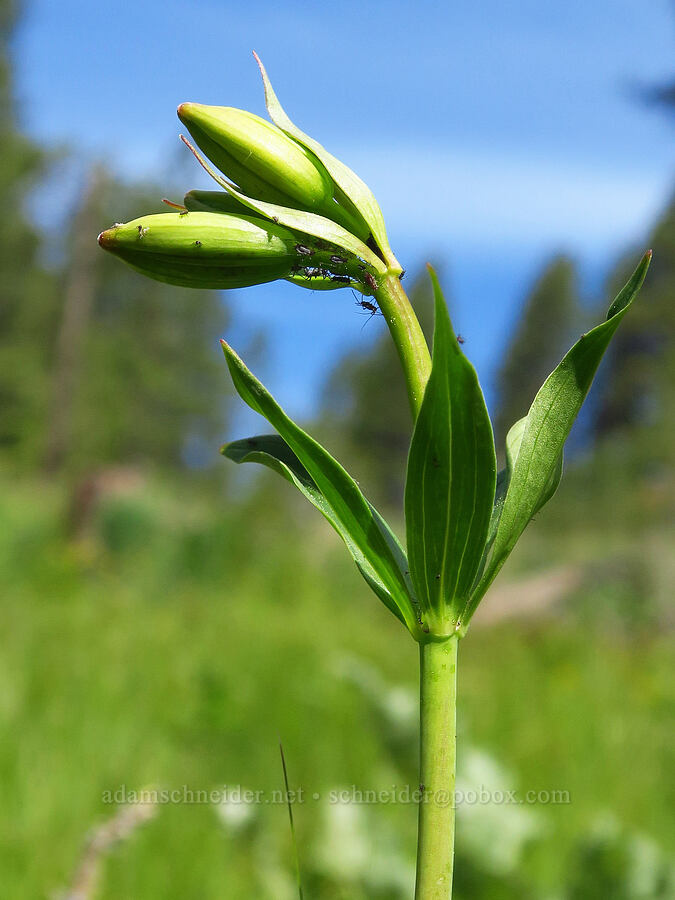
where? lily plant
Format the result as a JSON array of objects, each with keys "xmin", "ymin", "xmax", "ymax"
[{"xmin": 98, "ymin": 54, "xmax": 651, "ymax": 899}]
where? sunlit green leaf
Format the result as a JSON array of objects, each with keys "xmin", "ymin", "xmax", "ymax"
[
  {"xmin": 476, "ymin": 416, "xmax": 562, "ymax": 591},
  {"xmin": 220, "ymin": 359, "xmax": 422, "ymax": 639},
  {"xmin": 463, "ymin": 251, "xmax": 652, "ymax": 627},
  {"xmin": 404, "ymin": 266, "xmax": 496, "ymax": 635}
]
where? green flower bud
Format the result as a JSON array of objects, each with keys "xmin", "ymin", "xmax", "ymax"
[
  {"xmin": 97, "ymin": 211, "xmax": 302, "ymax": 290},
  {"xmin": 177, "ymin": 104, "xmax": 371, "ymax": 242},
  {"xmin": 177, "ymin": 104, "xmax": 333, "ymax": 210}
]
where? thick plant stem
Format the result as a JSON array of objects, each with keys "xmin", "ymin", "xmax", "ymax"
[
  {"xmin": 374, "ymin": 274, "xmax": 431, "ymax": 418},
  {"xmin": 415, "ymin": 636, "xmax": 459, "ymax": 899}
]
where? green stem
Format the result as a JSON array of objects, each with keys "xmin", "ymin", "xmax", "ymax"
[
  {"xmin": 374, "ymin": 274, "xmax": 432, "ymax": 418},
  {"xmin": 415, "ymin": 636, "xmax": 458, "ymax": 899}
]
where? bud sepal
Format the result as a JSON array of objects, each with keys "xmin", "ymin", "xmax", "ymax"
[{"xmin": 254, "ymin": 52, "xmax": 400, "ymax": 272}]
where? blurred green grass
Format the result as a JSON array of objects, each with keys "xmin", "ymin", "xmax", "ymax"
[{"xmin": 0, "ymin": 467, "xmax": 672, "ymax": 898}]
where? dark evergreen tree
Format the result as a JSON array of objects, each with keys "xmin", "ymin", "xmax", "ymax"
[
  {"xmin": 0, "ymin": 0, "xmax": 58, "ymax": 460},
  {"xmin": 320, "ymin": 269, "xmax": 435, "ymax": 509},
  {"xmin": 0, "ymin": 2, "xmax": 233, "ymax": 473},
  {"xmin": 593, "ymin": 47, "xmax": 674, "ymax": 451},
  {"xmin": 61, "ymin": 176, "xmax": 232, "ymax": 473},
  {"xmin": 594, "ymin": 200, "xmax": 675, "ymax": 443},
  {"xmin": 494, "ymin": 256, "xmax": 579, "ymax": 446}
]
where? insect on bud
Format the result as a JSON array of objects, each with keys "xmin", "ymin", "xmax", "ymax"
[{"xmin": 97, "ymin": 211, "xmax": 303, "ymax": 290}]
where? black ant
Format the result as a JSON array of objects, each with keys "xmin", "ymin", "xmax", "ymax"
[
  {"xmin": 457, "ymin": 334, "xmax": 465, "ymax": 345},
  {"xmin": 398, "ymin": 269, "xmax": 406, "ymax": 281},
  {"xmin": 356, "ymin": 297, "xmax": 378, "ymax": 314},
  {"xmin": 194, "ymin": 240, "xmax": 202, "ymax": 247},
  {"xmin": 353, "ymin": 292, "xmax": 381, "ymax": 328}
]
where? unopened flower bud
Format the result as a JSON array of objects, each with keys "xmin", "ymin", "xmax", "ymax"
[
  {"xmin": 177, "ymin": 104, "xmax": 333, "ymax": 210},
  {"xmin": 177, "ymin": 104, "xmax": 370, "ymax": 241},
  {"xmin": 97, "ymin": 211, "xmax": 302, "ymax": 290}
]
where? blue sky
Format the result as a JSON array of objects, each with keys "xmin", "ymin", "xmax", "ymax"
[{"xmin": 14, "ymin": 0, "xmax": 675, "ymax": 424}]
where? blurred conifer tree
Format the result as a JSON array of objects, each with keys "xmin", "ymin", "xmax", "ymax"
[
  {"xmin": 320, "ymin": 269, "xmax": 435, "ymax": 509},
  {"xmin": 592, "ymin": 51, "xmax": 674, "ymax": 454},
  {"xmin": 594, "ymin": 202, "xmax": 674, "ymax": 444},
  {"xmin": 0, "ymin": 0, "xmax": 58, "ymax": 460},
  {"xmin": 61, "ymin": 177, "xmax": 232, "ymax": 473},
  {"xmin": 494, "ymin": 256, "xmax": 579, "ymax": 446},
  {"xmin": 0, "ymin": 1, "xmax": 233, "ymax": 474}
]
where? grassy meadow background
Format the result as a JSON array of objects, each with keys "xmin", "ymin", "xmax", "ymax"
[
  {"xmin": 1, "ymin": 449, "xmax": 673, "ymax": 898},
  {"xmin": 2, "ymin": 1, "xmax": 674, "ymax": 897}
]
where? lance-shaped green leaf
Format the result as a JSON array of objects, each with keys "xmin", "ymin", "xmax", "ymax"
[
  {"xmin": 223, "ymin": 434, "xmax": 417, "ymax": 622},
  {"xmin": 180, "ymin": 135, "xmax": 386, "ymax": 280},
  {"xmin": 253, "ymin": 52, "xmax": 396, "ymax": 267},
  {"xmin": 463, "ymin": 250, "xmax": 652, "ymax": 627},
  {"xmin": 220, "ymin": 349, "xmax": 422, "ymax": 639},
  {"xmin": 475, "ymin": 416, "xmax": 562, "ymax": 594},
  {"xmin": 404, "ymin": 266, "xmax": 496, "ymax": 636},
  {"xmin": 486, "ymin": 417, "xmax": 563, "ymax": 555}
]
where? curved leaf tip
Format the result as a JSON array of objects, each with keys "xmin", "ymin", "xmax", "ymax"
[
  {"xmin": 464, "ymin": 250, "xmax": 651, "ymax": 629},
  {"xmin": 607, "ymin": 249, "xmax": 651, "ymax": 319}
]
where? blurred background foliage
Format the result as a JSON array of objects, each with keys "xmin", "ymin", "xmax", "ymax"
[{"xmin": 0, "ymin": 1, "xmax": 673, "ymax": 897}]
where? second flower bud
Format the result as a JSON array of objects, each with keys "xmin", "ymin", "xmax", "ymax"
[{"xmin": 177, "ymin": 103, "xmax": 370, "ymax": 242}]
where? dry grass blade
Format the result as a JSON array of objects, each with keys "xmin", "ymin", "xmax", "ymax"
[{"xmin": 56, "ymin": 794, "xmax": 158, "ymax": 900}]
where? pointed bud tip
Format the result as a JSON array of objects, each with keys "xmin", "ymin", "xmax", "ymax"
[
  {"xmin": 97, "ymin": 228, "xmax": 116, "ymax": 249},
  {"xmin": 177, "ymin": 102, "xmax": 196, "ymax": 123}
]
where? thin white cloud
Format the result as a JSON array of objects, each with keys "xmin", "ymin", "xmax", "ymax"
[{"xmin": 339, "ymin": 144, "xmax": 673, "ymax": 252}]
